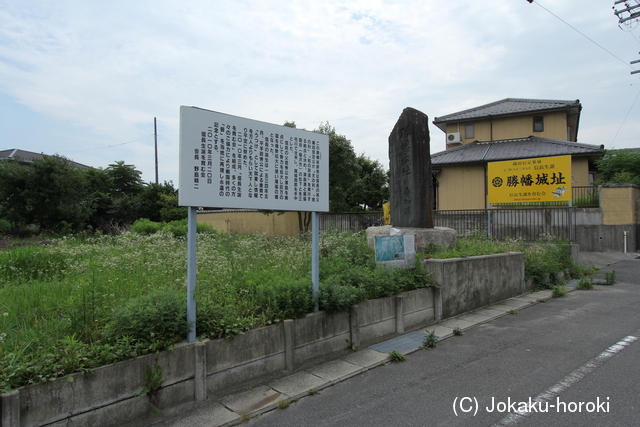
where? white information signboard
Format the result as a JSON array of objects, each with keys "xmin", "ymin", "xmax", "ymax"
[{"xmin": 179, "ymin": 106, "xmax": 329, "ymax": 212}]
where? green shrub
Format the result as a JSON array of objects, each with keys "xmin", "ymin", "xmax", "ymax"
[
  {"xmin": 318, "ymin": 279, "xmax": 367, "ymax": 313},
  {"xmin": 0, "ymin": 219, "xmax": 12, "ymax": 234},
  {"xmin": 103, "ymin": 289, "xmax": 189, "ymax": 352},
  {"xmin": 604, "ymin": 270, "xmax": 616, "ymax": 285},
  {"xmin": 131, "ymin": 218, "xmax": 217, "ymax": 237},
  {"xmin": 195, "ymin": 302, "xmax": 256, "ymax": 340},
  {"xmin": 246, "ymin": 272, "xmax": 313, "ymax": 321},
  {"xmin": 569, "ymin": 262, "xmax": 598, "ymax": 279},
  {"xmin": 394, "ymin": 256, "xmax": 435, "ymax": 291},
  {"xmin": 552, "ymin": 284, "xmax": 568, "ymax": 298},
  {"xmin": 196, "ymin": 222, "xmax": 217, "ymax": 234},
  {"xmin": 422, "ymin": 330, "xmax": 438, "ymax": 349},
  {"xmin": 162, "ymin": 219, "xmax": 188, "ymax": 237},
  {"xmin": 388, "ymin": 350, "xmax": 405, "ymax": 362},
  {"xmin": 576, "ymin": 277, "xmax": 593, "ymax": 290},
  {"xmin": 525, "ymin": 240, "xmax": 573, "ymax": 289},
  {"xmin": 131, "ymin": 218, "xmax": 163, "ymax": 235},
  {"xmin": 318, "ymin": 235, "xmax": 433, "ymax": 310}
]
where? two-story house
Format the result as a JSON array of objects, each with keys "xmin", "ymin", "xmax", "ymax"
[{"xmin": 430, "ymin": 98, "xmax": 603, "ymax": 210}]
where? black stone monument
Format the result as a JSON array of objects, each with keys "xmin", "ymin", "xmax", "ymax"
[{"xmin": 388, "ymin": 107, "xmax": 434, "ymax": 228}]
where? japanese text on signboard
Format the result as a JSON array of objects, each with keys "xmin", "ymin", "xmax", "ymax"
[
  {"xmin": 179, "ymin": 107, "xmax": 329, "ymax": 211},
  {"xmin": 487, "ymin": 155, "xmax": 572, "ymax": 204}
]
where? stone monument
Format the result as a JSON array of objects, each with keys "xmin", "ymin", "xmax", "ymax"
[
  {"xmin": 389, "ymin": 107, "xmax": 433, "ymax": 228},
  {"xmin": 367, "ymin": 107, "xmax": 456, "ymax": 256}
]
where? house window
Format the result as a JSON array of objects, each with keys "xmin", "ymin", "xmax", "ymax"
[
  {"xmin": 533, "ymin": 116, "xmax": 544, "ymax": 132},
  {"xmin": 465, "ymin": 124, "xmax": 474, "ymax": 139}
]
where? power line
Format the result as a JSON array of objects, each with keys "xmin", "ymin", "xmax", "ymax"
[
  {"xmin": 528, "ymin": 1, "xmax": 636, "ymax": 70},
  {"xmin": 58, "ymin": 134, "xmax": 155, "ymax": 155},
  {"xmin": 611, "ymin": 86, "xmax": 640, "ymax": 145}
]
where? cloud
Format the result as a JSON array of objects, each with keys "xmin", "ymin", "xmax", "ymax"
[{"xmin": 0, "ymin": 0, "xmax": 638, "ymax": 183}]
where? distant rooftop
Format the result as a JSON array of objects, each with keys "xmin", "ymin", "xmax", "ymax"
[
  {"xmin": 431, "ymin": 136, "xmax": 602, "ymax": 166},
  {"xmin": 433, "ymin": 98, "xmax": 582, "ymax": 131},
  {"xmin": 0, "ymin": 149, "xmax": 90, "ymax": 169}
]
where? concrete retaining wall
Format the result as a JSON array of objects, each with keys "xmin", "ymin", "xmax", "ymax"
[
  {"xmin": 423, "ymin": 252, "xmax": 526, "ymax": 319},
  {"xmin": 575, "ymin": 224, "xmax": 638, "ymax": 252},
  {"xmin": 1, "ymin": 253, "xmax": 525, "ymax": 427}
]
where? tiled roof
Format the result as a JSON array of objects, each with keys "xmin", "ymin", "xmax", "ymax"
[
  {"xmin": 433, "ymin": 98, "xmax": 581, "ymax": 124},
  {"xmin": 431, "ymin": 137, "xmax": 602, "ymax": 166},
  {"xmin": 0, "ymin": 149, "xmax": 44, "ymax": 163},
  {"xmin": 0, "ymin": 149, "xmax": 89, "ymax": 168}
]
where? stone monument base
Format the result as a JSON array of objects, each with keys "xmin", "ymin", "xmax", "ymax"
[{"xmin": 366, "ymin": 225, "xmax": 457, "ymax": 255}]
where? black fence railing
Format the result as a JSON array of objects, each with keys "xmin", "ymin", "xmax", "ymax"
[
  {"xmin": 435, "ymin": 207, "xmax": 576, "ymax": 241},
  {"xmin": 572, "ymin": 185, "xmax": 599, "ymax": 207},
  {"xmin": 322, "ymin": 207, "xmax": 578, "ymax": 241},
  {"xmin": 319, "ymin": 212, "xmax": 384, "ymax": 232},
  {"xmin": 322, "ymin": 186, "xmax": 599, "ymax": 238}
]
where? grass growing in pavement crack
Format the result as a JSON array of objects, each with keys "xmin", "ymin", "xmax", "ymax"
[
  {"xmin": 387, "ymin": 350, "xmax": 406, "ymax": 362},
  {"xmin": 277, "ymin": 400, "xmax": 290, "ymax": 409},
  {"xmin": 422, "ymin": 330, "xmax": 438, "ymax": 349}
]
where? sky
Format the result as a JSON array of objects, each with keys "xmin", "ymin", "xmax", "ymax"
[{"xmin": 1, "ymin": 0, "xmax": 639, "ymax": 185}]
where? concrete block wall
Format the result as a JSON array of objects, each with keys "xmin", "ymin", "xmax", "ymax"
[
  {"xmin": 423, "ymin": 252, "xmax": 526, "ymax": 318},
  {"xmin": 1, "ymin": 252, "xmax": 526, "ymax": 427},
  {"xmin": 206, "ymin": 323, "xmax": 286, "ymax": 397},
  {"xmin": 7, "ymin": 343, "xmax": 196, "ymax": 427},
  {"xmin": 1, "ymin": 288, "xmax": 438, "ymax": 427},
  {"xmin": 575, "ymin": 224, "xmax": 637, "ymax": 252},
  {"xmin": 574, "ymin": 185, "xmax": 640, "ymax": 252},
  {"xmin": 292, "ymin": 311, "xmax": 351, "ymax": 369},
  {"xmin": 600, "ymin": 184, "xmax": 639, "ymax": 226}
]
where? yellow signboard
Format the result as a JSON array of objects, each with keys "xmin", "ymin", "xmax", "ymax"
[
  {"xmin": 487, "ymin": 155, "xmax": 572, "ymax": 204},
  {"xmin": 383, "ymin": 202, "xmax": 391, "ymax": 225}
]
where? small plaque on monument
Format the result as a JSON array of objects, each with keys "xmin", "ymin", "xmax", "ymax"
[{"xmin": 374, "ymin": 234, "xmax": 416, "ymax": 263}]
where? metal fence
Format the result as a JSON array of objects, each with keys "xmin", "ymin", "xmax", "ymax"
[
  {"xmin": 319, "ymin": 212, "xmax": 384, "ymax": 232},
  {"xmin": 572, "ymin": 185, "xmax": 599, "ymax": 207},
  {"xmin": 435, "ymin": 207, "xmax": 576, "ymax": 241},
  {"xmin": 322, "ymin": 207, "xmax": 576, "ymax": 241},
  {"xmin": 321, "ymin": 185, "xmax": 598, "ymax": 238}
]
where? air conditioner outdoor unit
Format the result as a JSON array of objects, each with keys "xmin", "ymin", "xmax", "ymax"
[{"xmin": 447, "ymin": 132, "xmax": 462, "ymax": 144}]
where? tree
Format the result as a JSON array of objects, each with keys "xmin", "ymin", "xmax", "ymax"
[
  {"xmin": 286, "ymin": 121, "xmax": 388, "ymax": 213},
  {"xmin": 314, "ymin": 122, "xmax": 360, "ymax": 212},
  {"xmin": 106, "ymin": 161, "xmax": 144, "ymax": 196},
  {"xmin": 347, "ymin": 154, "xmax": 389, "ymax": 211},
  {"xmin": 138, "ymin": 181, "xmax": 186, "ymax": 222},
  {"xmin": 0, "ymin": 154, "xmax": 92, "ymax": 233},
  {"xmin": 84, "ymin": 161, "xmax": 146, "ymax": 230},
  {"xmin": 595, "ymin": 149, "xmax": 640, "ymax": 186},
  {"xmin": 83, "ymin": 167, "xmax": 114, "ymax": 230}
]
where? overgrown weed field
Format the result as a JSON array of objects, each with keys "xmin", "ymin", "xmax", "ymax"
[{"xmin": 0, "ymin": 230, "xmax": 579, "ymax": 391}]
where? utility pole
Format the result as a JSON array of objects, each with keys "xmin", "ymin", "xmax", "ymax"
[
  {"xmin": 614, "ymin": 0, "xmax": 640, "ymax": 27},
  {"xmin": 154, "ymin": 117, "xmax": 159, "ymax": 184},
  {"xmin": 613, "ymin": 1, "xmax": 640, "ymax": 75},
  {"xmin": 632, "ymin": 54, "xmax": 640, "ymax": 75}
]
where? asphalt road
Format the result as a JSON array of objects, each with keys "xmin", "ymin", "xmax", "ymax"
[{"xmin": 248, "ymin": 258, "xmax": 640, "ymax": 427}]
